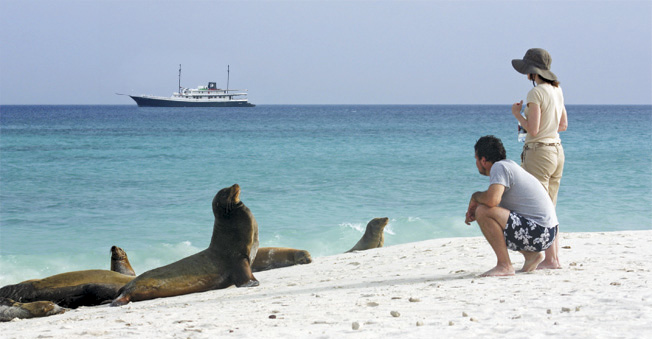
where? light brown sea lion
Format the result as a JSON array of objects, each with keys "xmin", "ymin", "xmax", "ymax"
[
  {"xmin": 0, "ymin": 297, "xmax": 65, "ymax": 322},
  {"xmin": 111, "ymin": 184, "xmax": 259, "ymax": 306},
  {"xmin": 0, "ymin": 270, "xmax": 135, "ymax": 309},
  {"xmin": 251, "ymin": 247, "xmax": 312, "ymax": 272},
  {"xmin": 110, "ymin": 245, "xmax": 136, "ymax": 276},
  {"xmin": 346, "ymin": 217, "xmax": 389, "ymax": 252}
]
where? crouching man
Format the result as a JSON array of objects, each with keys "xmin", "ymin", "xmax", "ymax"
[{"xmin": 465, "ymin": 135, "xmax": 558, "ymax": 277}]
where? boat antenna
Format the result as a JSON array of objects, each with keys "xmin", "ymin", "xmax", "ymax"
[
  {"xmin": 226, "ymin": 65, "xmax": 230, "ymax": 93},
  {"xmin": 178, "ymin": 64, "xmax": 182, "ymax": 93}
]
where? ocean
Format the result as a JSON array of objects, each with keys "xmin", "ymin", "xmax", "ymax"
[{"xmin": 1, "ymin": 105, "xmax": 650, "ymax": 286}]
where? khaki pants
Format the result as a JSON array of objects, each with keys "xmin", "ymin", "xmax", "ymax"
[{"xmin": 521, "ymin": 143, "xmax": 565, "ymax": 205}]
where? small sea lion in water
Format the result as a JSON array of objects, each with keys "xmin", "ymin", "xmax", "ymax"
[
  {"xmin": 0, "ymin": 270, "xmax": 135, "ymax": 309},
  {"xmin": 110, "ymin": 245, "xmax": 136, "ymax": 276},
  {"xmin": 0, "ymin": 297, "xmax": 65, "ymax": 322},
  {"xmin": 251, "ymin": 247, "xmax": 312, "ymax": 272},
  {"xmin": 111, "ymin": 184, "xmax": 259, "ymax": 306},
  {"xmin": 346, "ymin": 217, "xmax": 389, "ymax": 252}
]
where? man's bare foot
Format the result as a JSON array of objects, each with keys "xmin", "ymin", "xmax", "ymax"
[
  {"xmin": 536, "ymin": 259, "xmax": 562, "ymax": 270},
  {"xmin": 480, "ymin": 264, "xmax": 515, "ymax": 277},
  {"xmin": 519, "ymin": 251, "xmax": 544, "ymax": 273}
]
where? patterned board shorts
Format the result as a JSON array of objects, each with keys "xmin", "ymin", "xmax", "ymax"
[{"xmin": 504, "ymin": 212, "xmax": 558, "ymax": 252}]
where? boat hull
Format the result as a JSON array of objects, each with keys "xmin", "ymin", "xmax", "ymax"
[{"xmin": 129, "ymin": 96, "xmax": 255, "ymax": 107}]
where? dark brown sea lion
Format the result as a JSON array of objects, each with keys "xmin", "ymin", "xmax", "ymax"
[
  {"xmin": 346, "ymin": 217, "xmax": 389, "ymax": 252},
  {"xmin": 251, "ymin": 247, "xmax": 312, "ymax": 272},
  {"xmin": 0, "ymin": 297, "xmax": 65, "ymax": 322},
  {"xmin": 111, "ymin": 245, "xmax": 136, "ymax": 276},
  {"xmin": 0, "ymin": 270, "xmax": 135, "ymax": 309},
  {"xmin": 111, "ymin": 184, "xmax": 259, "ymax": 306}
]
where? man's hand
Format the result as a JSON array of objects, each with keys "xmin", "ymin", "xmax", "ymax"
[{"xmin": 465, "ymin": 197, "xmax": 479, "ymax": 225}]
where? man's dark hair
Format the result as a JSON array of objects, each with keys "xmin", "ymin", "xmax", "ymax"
[{"xmin": 474, "ymin": 135, "xmax": 507, "ymax": 163}]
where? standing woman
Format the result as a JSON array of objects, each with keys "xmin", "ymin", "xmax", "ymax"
[{"xmin": 510, "ymin": 48, "xmax": 568, "ymax": 269}]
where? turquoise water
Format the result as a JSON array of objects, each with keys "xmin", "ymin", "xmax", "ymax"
[{"xmin": 1, "ymin": 105, "xmax": 651, "ymax": 285}]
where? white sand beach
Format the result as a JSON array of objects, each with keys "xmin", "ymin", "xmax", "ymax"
[{"xmin": 2, "ymin": 230, "xmax": 651, "ymax": 338}]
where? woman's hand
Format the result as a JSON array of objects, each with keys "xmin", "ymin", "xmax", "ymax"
[{"xmin": 511, "ymin": 100, "xmax": 523, "ymax": 118}]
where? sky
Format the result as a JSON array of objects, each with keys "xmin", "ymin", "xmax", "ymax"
[{"xmin": 0, "ymin": 0, "xmax": 650, "ymax": 105}]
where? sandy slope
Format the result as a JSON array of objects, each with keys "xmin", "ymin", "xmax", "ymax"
[{"xmin": 2, "ymin": 231, "xmax": 651, "ymax": 338}]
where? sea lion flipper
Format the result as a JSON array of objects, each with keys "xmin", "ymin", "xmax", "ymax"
[
  {"xmin": 232, "ymin": 258, "xmax": 259, "ymax": 288},
  {"xmin": 237, "ymin": 280, "xmax": 259, "ymax": 288},
  {"xmin": 110, "ymin": 294, "xmax": 130, "ymax": 307}
]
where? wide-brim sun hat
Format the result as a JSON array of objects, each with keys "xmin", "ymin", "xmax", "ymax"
[{"xmin": 512, "ymin": 48, "xmax": 558, "ymax": 81}]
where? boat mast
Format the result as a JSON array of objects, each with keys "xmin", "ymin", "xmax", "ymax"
[
  {"xmin": 178, "ymin": 64, "xmax": 182, "ymax": 93},
  {"xmin": 226, "ymin": 65, "xmax": 230, "ymax": 93}
]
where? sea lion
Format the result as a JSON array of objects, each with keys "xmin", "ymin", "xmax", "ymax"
[
  {"xmin": 0, "ymin": 297, "xmax": 65, "ymax": 322},
  {"xmin": 251, "ymin": 247, "xmax": 312, "ymax": 272},
  {"xmin": 111, "ymin": 245, "xmax": 136, "ymax": 276},
  {"xmin": 111, "ymin": 184, "xmax": 259, "ymax": 306},
  {"xmin": 0, "ymin": 270, "xmax": 135, "ymax": 309},
  {"xmin": 346, "ymin": 217, "xmax": 389, "ymax": 252},
  {"xmin": 0, "ymin": 246, "xmax": 137, "ymax": 309}
]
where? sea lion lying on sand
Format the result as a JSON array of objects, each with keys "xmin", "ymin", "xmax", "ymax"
[
  {"xmin": 251, "ymin": 247, "xmax": 312, "ymax": 272},
  {"xmin": 0, "ymin": 270, "xmax": 135, "ymax": 309},
  {"xmin": 346, "ymin": 217, "xmax": 389, "ymax": 252},
  {"xmin": 111, "ymin": 184, "xmax": 259, "ymax": 306},
  {"xmin": 0, "ymin": 297, "xmax": 65, "ymax": 322},
  {"xmin": 0, "ymin": 246, "xmax": 136, "ymax": 309}
]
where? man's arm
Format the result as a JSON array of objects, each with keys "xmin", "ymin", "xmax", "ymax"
[
  {"xmin": 465, "ymin": 184, "xmax": 505, "ymax": 225},
  {"xmin": 472, "ymin": 184, "xmax": 505, "ymax": 208}
]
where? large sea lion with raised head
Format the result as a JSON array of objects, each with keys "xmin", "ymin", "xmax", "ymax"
[
  {"xmin": 251, "ymin": 247, "xmax": 312, "ymax": 272},
  {"xmin": 346, "ymin": 217, "xmax": 389, "ymax": 252},
  {"xmin": 111, "ymin": 184, "xmax": 259, "ymax": 306},
  {"xmin": 111, "ymin": 245, "xmax": 136, "ymax": 276},
  {"xmin": 0, "ymin": 246, "xmax": 137, "ymax": 308},
  {"xmin": 0, "ymin": 297, "xmax": 65, "ymax": 322}
]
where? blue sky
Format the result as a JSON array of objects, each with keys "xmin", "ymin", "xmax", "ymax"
[{"xmin": 1, "ymin": 0, "xmax": 650, "ymax": 105}]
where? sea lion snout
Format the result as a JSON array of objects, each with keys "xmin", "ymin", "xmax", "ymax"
[
  {"xmin": 373, "ymin": 217, "xmax": 390, "ymax": 227},
  {"xmin": 213, "ymin": 184, "xmax": 242, "ymax": 214},
  {"xmin": 110, "ymin": 246, "xmax": 126, "ymax": 260},
  {"xmin": 228, "ymin": 184, "xmax": 241, "ymax": 203}
]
